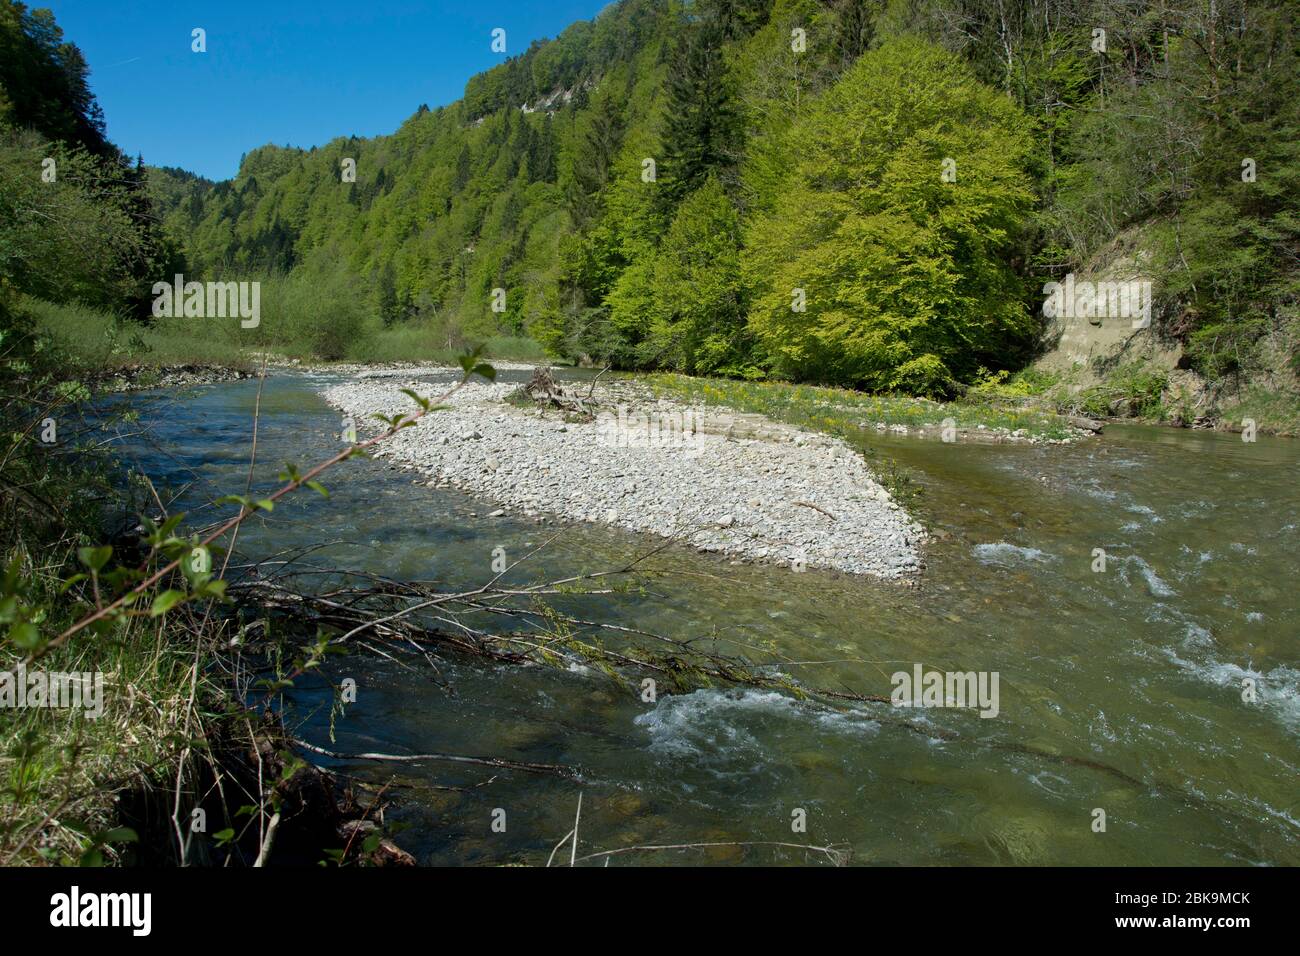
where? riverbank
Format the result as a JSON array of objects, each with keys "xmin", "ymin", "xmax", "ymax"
[
  {"xmin": 90, "ymin": 362, "xmax": 256, "ymax": 392},
  {"xmin": 0, "ymin": 291, "xmax": 421, "ymax": 866},
  {"xmin": 640, "ymin": 372, "xmax": 1096, "ymax": 444}
]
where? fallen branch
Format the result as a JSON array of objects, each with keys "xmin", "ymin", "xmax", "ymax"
[
  {"xmin": 292, "ymin": 739, "xmax": 578, "ymax": 779},
  {"xmin": 793, "ymin": 499, "xmax": 836, "ymax": 520},
  {"xmin": 232, "ymin": 550, "xmax": 1158, "ymax": 795},
  {"xmin": 570, "ymin": 840, "xmax": 852, "ymax": 866},
  {"xmin": 517, "ymin": 366, "xmax": 597, "ymax": 418}
]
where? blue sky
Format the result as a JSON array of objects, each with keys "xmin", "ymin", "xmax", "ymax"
[{"xmin": 45, "ymin": 1, "xmax": 612, "ymax": 181}]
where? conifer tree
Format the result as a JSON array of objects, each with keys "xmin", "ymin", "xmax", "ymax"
[{"xmin": 659, "ymin": 12, "xmax": 742, "ymax": 207}]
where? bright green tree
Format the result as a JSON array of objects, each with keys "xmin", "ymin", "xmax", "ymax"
[
  {"xmin": 612, "ymin": 176, "xmax": 752, "ymax": 374},
  {"xmin": 745, "ymin": 38, "xmax": 1036, "ymax": 396}
]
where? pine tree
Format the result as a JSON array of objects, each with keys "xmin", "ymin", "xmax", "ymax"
[
  {"xmin": 659, "ymin": 14, "xmax": 742, "ymax": 207},
  {"xmin": 453, "ymin": 144, "xmax": 472, "ymax": 192}
]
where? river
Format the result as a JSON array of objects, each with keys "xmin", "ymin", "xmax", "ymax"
[{"xmin": 104, "ymin": 368, "xmax": 1299, "ymax": 865}]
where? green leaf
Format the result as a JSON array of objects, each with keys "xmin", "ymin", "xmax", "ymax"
[
  {"xmin": 4, "ymin": 554, "xmax": 22, "ymax": 592},
  {"xmin": 77, "ymin": 546, "xmax": 112, "ymax": 572},
  {"xmin": 103, "ymin": 827, "xmax": 138, "ymax": 844},
  {"xmin": 59, "ymin": 573, "xmax": 88, "ymax": 593},
  {"xmin": 8, "ymin": 621, "xmax": 41, "ymax": 651},
  {"xmin": 472, "ymin": 362, "xmax": 496, "ymax": 382},
  {"xmin": 456, "ymin": 343, "xmax": 487, "ymax": 373},
  {"xmin": 157, "ymin": 514, "xmax": 184, "ymax": 538},
  {"xmin": 206, "ymin": 579, "xmax": 228, "ymax": 596},
  {"xmin": 149, "ymin": 590, "xmax": 186, "ymax": 617},
  {"xmin": 305, "ymin": 480, "xmax": 329, "ymax": 498},
  {"xmin": 399, "ymin": 388, "xmax": 432, "ymax": 411}
]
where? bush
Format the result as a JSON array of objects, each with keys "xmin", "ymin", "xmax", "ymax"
[
  {"xmin": 1078, "ymin": 363, "xmax": 1168, "ymax": 419},
  {"xmin": 256, "ymin": 249, "xmax": 374, "ymax": 360}
]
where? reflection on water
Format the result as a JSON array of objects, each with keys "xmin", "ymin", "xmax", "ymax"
[{"xmin": 106, "ymin": 372, "xmax": 1299, "ymax": 865}]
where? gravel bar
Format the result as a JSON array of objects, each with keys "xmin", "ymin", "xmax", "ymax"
[{"xmin": 321, "ymin": 377, "xmax": 924, "ymax": 577}]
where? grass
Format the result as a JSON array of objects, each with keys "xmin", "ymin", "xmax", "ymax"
[
  {"xmin": 350, "ymin": 326, "xmax": 549, "ymax": 365},
  {"xmin": 3, "ymin": 294, "xmax": 530, "ymax": 865},
  {"xmin": 24, "ymin": 296, "xmax": 253, "ymax": 370},
  {"xmin": 0, "ymin": 291, "xmax": 299, "ymax": 866},
  {"xmin": 1073, "ymin": 363, "xmax": 1170, "ymax": 420},
  {"xmin": 985, "ymin": 359, "xmax": 1300, "ymax": 436},
  {"xmin": 645, "ymin": 372, "xmax": 1078, "ymax": 441},
  {"xmin": 640, "ymin": 371, "xmax": 1080, "ymax": 511},
  {"xmin": 1218, "ymin": 384, "xmax": 1300, "ymax": 437},
  {"xmin": 0, "ymin": 543, "xmax": 210, "ymax": 866},
  {"xmin": 25, "ymin": 295, "xmax": 549, "ymax": 370},
  {"xmin": 0, "ymin": 293, "xmax": 217, "ymax": 864}
]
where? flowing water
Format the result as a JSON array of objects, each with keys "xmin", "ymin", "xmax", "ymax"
[{"xmin": 105, "ymin": 369, "xmax": 1299, "ymax": 865}]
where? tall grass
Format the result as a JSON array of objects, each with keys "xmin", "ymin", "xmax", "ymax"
[
  {"xmin": 0, "ymin": 292, "xmax": 218, "ymax": 864},
  {"xmin": 0, "ymin": 540, "xmax": 210, "ymax": 866},
  {"xmin": 350, "ymin": 326, "xmax": 547, "ymax": 364},
  {"xmin": 26, "ymin": 281, "xmax": 549, "ymax": 369},
  {"xmin": 24, "ymin": 296, "xmax": 251, "ymax": 369}
]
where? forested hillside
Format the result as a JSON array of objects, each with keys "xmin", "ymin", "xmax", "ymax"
[
  {"xmin": 105, "ymin": 1, "xmax": 1300, "ymax": 400},
  {"xmin": 1, "ymin": 2, "xmax": 176, "ymax": 317}
]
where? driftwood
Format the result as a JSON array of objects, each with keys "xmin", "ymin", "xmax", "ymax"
[
  {"xmin": 293, "ymin": 739, "xmax": 576, "ymax": 779},
  {"xmin": 225, "ymin": 557, "xmax": 1167, "ymax": 792},
  {"xmin": 220, "ymin": 537, "xmax": 1198, "ymax": 815},
  {"xmin": 793, "ymin": 500, "xmax": 836, "ymax": 521},
  {"xmin": 517, "ymin": 366, "xmax": 598, "ymax": 419}
]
